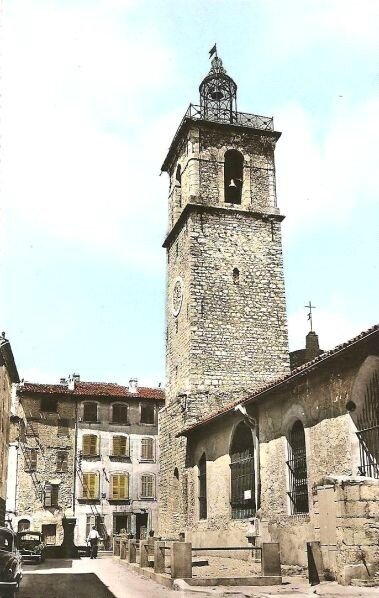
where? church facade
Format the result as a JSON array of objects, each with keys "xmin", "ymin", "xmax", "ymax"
[{"xmin": 158, "ymin": 54, "xmax": 379, "ymax": 584}]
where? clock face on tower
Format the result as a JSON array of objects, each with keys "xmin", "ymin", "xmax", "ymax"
[{"xmin": 172, "ymin": 277, "xmax": 183, "ymax": 317}]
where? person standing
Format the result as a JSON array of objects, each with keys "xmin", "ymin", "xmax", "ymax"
[{"xmin": 87, "ymin": 526, "xmax": 101, "ymax": 559}]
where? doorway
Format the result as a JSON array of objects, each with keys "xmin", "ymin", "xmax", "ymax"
[
  {"xmin": 113, "ymin": 514, "xmax": 129, "ymax": 535},
  {"xmin": 136, "ymin": 513, "xmax": 148, "ymax": 539}
]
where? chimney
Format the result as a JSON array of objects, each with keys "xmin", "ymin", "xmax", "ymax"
[
  {"xmin": 305, "ymin": 331, "xmax": 320, "ymax": 362},
  {"xmin": 59, "ymin": 377, "xmax": 67, "ymax": 385},
  {"xmin": 128, "ymin": 378, "xmax": 138, "ymax": 394}
]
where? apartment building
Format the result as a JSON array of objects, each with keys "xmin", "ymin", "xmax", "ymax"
[{"xmin": 6, "ymin": 375, "xmax": 164, "ymax": 547}]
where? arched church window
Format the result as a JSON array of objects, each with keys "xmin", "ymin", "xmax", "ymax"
[
  {"xmin": 230, "ymin": 422, "xmax": 255, "ymax": 519},
  {"xmin": 286, "ymin": 420, "xmax": 309, "ymax": 514},
  {"xmin": 198, "ymin": 453, "xmax": 207, "ymax": 519},
  {"xmin": 356, "ymin": 369, "xmax": 379, "ymax": 478},
  {"xmin": 175, "ymin": 164, "xmax": 182, "ymax": 186},
  {"xmin": 224, "ymin": 150, "xmax": 243, "ymax": 204}
]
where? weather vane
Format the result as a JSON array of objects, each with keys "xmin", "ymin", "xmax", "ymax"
[{"xmin": 304, "ymin": 300, "xmax": 316, "ymax": 332}]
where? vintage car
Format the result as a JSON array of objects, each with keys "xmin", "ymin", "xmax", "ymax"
[
  {"xmin": 0, "ymin": 527, "xmax": 22, "ymax": 598},
  {"xmin": 17, "ymin": 531, "xmax": 45, "ymax": 563}
]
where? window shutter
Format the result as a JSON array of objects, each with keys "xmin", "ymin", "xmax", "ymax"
[
  {"xmin": 83, "ymin": 473, "xmax": 98, "ymax": 499},
  {"xmin": 83, "ymin": 435, "xmax": 98, "ymax": 455},
  {"xmin": 44, "ymin": 484, "xmax": 52, "ymax": 507},
  {"xmin": 119, "ymin": 475, "xmax": 126, "ymax": 499},
  {"xmin": 51, "ymin": 485, "xmax": 59, "ymax": 507},
  {"xmin": 90, "ymin": 435, "xmax": 98, "ymax": 455},
  {"xmin": 82, "ymin": 435, "xmax": 90, "ymax": 455},
  {"xmin": 112, "ymin": 475, "xmax": 120, "ymax": 499}
]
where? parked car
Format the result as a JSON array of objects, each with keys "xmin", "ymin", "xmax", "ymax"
[
  {"xmin": 0, "ymin": 527, "xmax": 22, "ymax": 598},
  {"xmin": 17, "ymin": 531, "xmax": 45, "ymax": 563}
]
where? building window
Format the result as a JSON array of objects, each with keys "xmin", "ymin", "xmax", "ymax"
[
  {"xmin": 82, "ymin": 472, "xmax": 99, "ymax": 500},
  {"xmin": 141, "ymin": 437, "xmax": 154, "ymax": 461},
  {"xmin": 42, "ymin": 524, "xmax": 57, "ymax": 545},
  {"xmin": 56, "ymin": 450, "xmax": 68, "ymax": 473},
  {"xmin": 17, "ymin": 519, "xmax": 30, "ymax": 533},
  {"xmin": 112, "ymin": 435, "xmax": 129, "ymax": 457},
  {"xmin": 24, "ymin": 448, "xmax": 38, "ymax": 472},
  {"xmin": 356, "ymin": 369, "xmax": 379, "ymax": 478},
  {"xmin": 110, "ymin": 474, "xmax": 129, "ymax": 500},
  {"xmin": 112, "ymin": 403, "xmax": 128, "ymax": 424},
  {"xmin": 44, "ymin": 483, "xmax": 59, "ymax": 508},
  {"xmin": 175, "ymin": 164, "xmax": 182, "ymax": 186},
  {"xmin": 82, "ymin": 434, "xmax": 99, "ymax": 456},
  {"xmin": 57, "ymin": 418, "xmax": 69, "ymax": 437},
  {"xmin": 26, "ymin": 420, "xmax": 38, "ymax": 436},
  {"xmin": 83, "ymin": 402, "xmax": 98, "ymax": 422},
  {"xmin": 233, "ymin": 267, "xmax": 240, "ymax": 284},
  {"xmin": 141, "ymin": 474, "xmax": 154, "ymax": 498},
  {"xmin": 224, "ymin": 149, "xmax": 243, "ymax": 204},
  {"xmin": 198, "ymin": 453, "xmax": 207, "ymax": 520},
  {"xmin": 287, "ymin": 420, "xmax": 309, "ymax": 514},
  {"xmin": 230, "ymin": 421, "xmax": 255, "ymax": 519},
  {"xmin": 140, "ymin": 403, "xmax": 155, "ymax": 425},
  {"xmin": 40, "ymin": 397, "xmax": 58, "ymax": 412}
]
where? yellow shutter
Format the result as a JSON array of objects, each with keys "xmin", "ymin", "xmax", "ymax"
[
  {"xmin": 82, "ymin": 436, "xmax": 90, "ymax": 455},
  {"xmin": 112, "ymin": 475, "xmax": 119, "ymax": 499},
  {"xmin": 90, "ymin": 435, "xmax": 98, "ymax": 455},
  {"xmin": 83, "ymin": 473, "xmax": 98, "ymax": 499}
]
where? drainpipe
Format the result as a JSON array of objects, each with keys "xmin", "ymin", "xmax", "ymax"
[{"xmin": 72, "ymin": 398, "xmax": 78, "ymax": 516}]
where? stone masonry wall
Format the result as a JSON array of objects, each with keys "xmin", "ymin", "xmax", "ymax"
[
  {"xmin": 0, "ymin": 366, "xmax": 12, "ymax": 521},
  {"xmin": 14, "ymin": 394, "xmax": 76, "ymax": 543}
]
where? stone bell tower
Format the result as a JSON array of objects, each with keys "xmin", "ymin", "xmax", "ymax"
[{"xmin": 158, "ymin": 54, "xmax": 290, "ymax": 536}]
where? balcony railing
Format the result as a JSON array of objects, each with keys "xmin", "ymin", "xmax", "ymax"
[{"xmin": 184, "ymin": 103, "xmax": 274, "ymax": 131}]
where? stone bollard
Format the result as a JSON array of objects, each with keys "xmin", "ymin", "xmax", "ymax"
[
  {"xmin": 262, "ymin": 543, "xmax": 281, "ymax": 577},
  {"xmin": 140, "ymin": 540, "xmax": 149, "ymax": 568},
  {"xmin": 120, "ymin": 538, "xmax": 127, "ymax": 560},
  {"xmin": 128, "ymin": 539, "xmax": 136, "ymax": 563},
  {"xmin": 154, "ymin": 541, "xmax": 166, "ymax": 574},
  {"xmin": 171, "ymin": 542, "xmax": 192, "ymax": 579}
]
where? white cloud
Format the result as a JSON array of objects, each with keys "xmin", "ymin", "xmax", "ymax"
[
  {"xmin": 275, "ymin": 96, "xmax": 379, "ymax": 241},
  {"xmin": 2, "ymin": 0, "xmax": 175, "ymax": 271}
]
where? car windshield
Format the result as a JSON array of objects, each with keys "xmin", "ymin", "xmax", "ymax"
[{"xmin": 0, "ymin": 530, "xmax": 14, "ymax": 552}]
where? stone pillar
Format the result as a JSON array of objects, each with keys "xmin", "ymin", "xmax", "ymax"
[
  {"xmin": 128, "ymin": 539, "xmax": 136, "ymax": 563},
  {"xmin": 61, "ymin": 517, "xmax": 79, "ymax": 559},
  {"xmin": 113, "ymin": 536, "xmax": 120, "ymax": 556},
  {"xmin": 262, "ymin": 543, "xmax": 281, "ymax": 577},
  {"xmin": 140, "ymin": 540, "xmax": 149, "ymax": 568},
  {"xmin": 154, "ymin": 541, "xmax": 166, "ymax": 574},
  {"xmin": 171, "ymin": 542, "xmax": 192, "ymax": 579}
]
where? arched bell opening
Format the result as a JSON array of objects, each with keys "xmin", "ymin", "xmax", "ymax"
[{"xmin": 224, "ymin": 149, "xmax": 243, "ymax": 204}]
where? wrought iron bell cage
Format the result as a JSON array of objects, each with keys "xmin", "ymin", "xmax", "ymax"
[{"xmin": 199, "ymin": 56, "xmax": 237, "ymax": 124}]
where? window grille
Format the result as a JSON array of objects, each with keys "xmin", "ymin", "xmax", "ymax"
[
  {"xmin": 82, "ymin": 473, "xmax": 99, "ymax": 499},
  {"xmin": 83, "ymin": 402, "xmax": 98, "ymax": 422},
  {"xmin": 141, "ymin": 437, "xmax": 154, "ymax": 461},
  {"xmin": 44, "ymin": 484, "xmax": 59, "ymax": 508},
  {"xmin": 357, "ymin": 370, "xmax": 379, "ymax": 478},
  {"xmin": 56, "ymin": 450, "xmax": 68, "ymax": 472},
  {"xmin": 111, "ymin": 474, "xmax": 129, "ymax": 500},
  {"xmin": 82, "ymin": 434, "xmax": 99, "ymax": 456},
  {"xmin": 112, "ymin": 403, "xmax": 128, "ymax": 424},
  {"xmin": 140, "ymin": 403, "xmax": 155, "ymax": 424},
  {"xmin": 230, "ymin": 422, "xmax": 255, "ymax": 519},
  {"xmin": 24, "ymin": 448, "xmax": 38, "ymax": 472},
  {"xmin": 198, "ymin": 454, "xmax": 207, "ymax": 519},
  {"xmin": 57, "ymin": 418, "xmax": 69, "ymax": 437},
  {"xmin": 112, "ymin": 435, "xmax": 129, "ymax": 457},
  {"xmin": 141, "ymin": 474, "xmax": 154, "ymax": 498},
  {"xmin": 286, "ymin": 420, "xmax": 309, "ymax": 514}
]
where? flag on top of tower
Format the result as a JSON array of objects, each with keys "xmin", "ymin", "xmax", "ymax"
[{"xmin": 209, "ymin": 44, "xmax": 217, "ymax": 58}]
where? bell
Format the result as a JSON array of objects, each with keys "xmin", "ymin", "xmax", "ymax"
[{"xmin": 228, "ymin": 178, "xmax": 237, "ymax": 188}]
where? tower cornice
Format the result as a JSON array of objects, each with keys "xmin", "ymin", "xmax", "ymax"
[
  {"xmin": 161, "ymin": 107, "xmax": 281, "ymax": 174},
  {"xmin": 162, "ymin": 203, "xmax": 285, "ymax": 249}
]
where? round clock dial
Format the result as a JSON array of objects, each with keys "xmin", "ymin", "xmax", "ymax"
[{"xmin": 172, "ymin": 277, "xmax": 183, "ymax": 316}]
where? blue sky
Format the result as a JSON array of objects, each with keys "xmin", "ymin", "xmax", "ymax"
[{"xmin": 1, "ymin": 0, "xmax": 378, "ymax": 386}]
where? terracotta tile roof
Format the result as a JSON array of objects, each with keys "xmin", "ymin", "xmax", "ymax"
[
  {"xmin": 179, "ymin": 323, "xmax": 379, "ymax": 436},
  {"xmin": 19, "ymin": 380, "xmax": 165, "ymax": 401}
]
